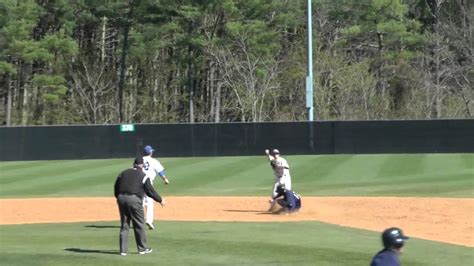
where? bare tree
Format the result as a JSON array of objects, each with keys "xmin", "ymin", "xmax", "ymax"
[{"xmin": 68, "ymin": 61, "xmax": 116, "ymax": 124}]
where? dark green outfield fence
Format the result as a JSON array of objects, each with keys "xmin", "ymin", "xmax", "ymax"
[{"xmin": 0, "ymin": 119, "xmax": 473, "ymax": 161}]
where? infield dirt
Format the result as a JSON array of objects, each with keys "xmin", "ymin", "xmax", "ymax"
[{"xmin": 0, "ymin": 197, "xmax": 472, "ymax": 247}]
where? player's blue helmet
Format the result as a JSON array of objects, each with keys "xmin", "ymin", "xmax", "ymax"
[
  {"xmin": 382, "ymin": 227, "xmax": 409, "ymax": 249},
  {"xmin": 144, "ymin": 145, "xmax": 155, "ymax": 154}
]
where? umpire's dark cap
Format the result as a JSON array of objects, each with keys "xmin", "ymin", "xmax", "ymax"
[{"xmin": 134, "ymin": 157, "xmax": 144, "ymax": 165}]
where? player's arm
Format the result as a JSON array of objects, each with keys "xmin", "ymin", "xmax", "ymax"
[
  {"xmin": 270, "ymin": 182, "xmax": 285, "ymax": 201},
  {"xmin": 114, "ymin": 174, "xmax": 121, "ymax": 198},
  {"xmin": 158, "ymin": 170, "xmax": 169, "ymax": 184},
  {"xmin": 153, "ymin": 160, "xmax": 170, "ymax": 184},
  {"xmin": 265, "ymin": 149, "xmax": 275, "ymax": 161},
  {"xmin": 144, "ymin": 178, "xmax": 165, "ymax": 205},
  {"xmin": 268, "ymin": 183, "xmax": 283, "ymax": 211},
  {"xmin": 272, "ymin": 190, "xmax": 284, "ymax": 200}
]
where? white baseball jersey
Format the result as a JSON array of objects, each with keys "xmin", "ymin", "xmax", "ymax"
[
  {"xmin": 271, "ymin": 157, "xmax": 290, "ymax": 178},
  {"xmin": 142, "ymin": 155, "xmax": 164, "ymax": 184},
  {"xmin": 270, "ymin": 156, "xmax": 292, "ymax": 198}
]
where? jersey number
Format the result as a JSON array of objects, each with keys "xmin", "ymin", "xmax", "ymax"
[{"xmin": 144, "ymin": 162, "xmax": 150, "ymax": 171}]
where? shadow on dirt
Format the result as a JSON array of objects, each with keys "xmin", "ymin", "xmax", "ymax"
[
  {"xmin": 223, "ymin": 209, "xmax": 288, "ymax": 215},
  {"xmin": 85, "ymin": 225, "xmax": 120, "ymax": 229}
]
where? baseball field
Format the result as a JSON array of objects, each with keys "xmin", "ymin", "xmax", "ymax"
[{"xmin": 0, "ymin": 153, "xmax": 473, "ymax": 265}]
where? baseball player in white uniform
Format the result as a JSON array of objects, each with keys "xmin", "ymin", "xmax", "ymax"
[
  {"xmin": 142, "ymin": 145, "xmax": 170, "ymax": 230},
  {"xmin": 265, "ymin": 148, "xmax": 292, "ymax": 211}
]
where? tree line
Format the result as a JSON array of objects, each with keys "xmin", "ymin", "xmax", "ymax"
[{"xmin": 0, "ymin": 0, "xmax": 472, "ymax": 125}]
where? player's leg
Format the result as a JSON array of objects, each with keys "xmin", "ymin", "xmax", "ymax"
[
  {"xmin": 276, "ymin": 198, "xmax": 288, "ymax": 208},
  {"xmin": 295, "ymin": 196, "xmax": 301, "ymax": 211},
  {"xmin": 276, "ymin": 198, "xmax": 290, "ymax": 214},
  {"xmin": 117, "ymin": 195, "xmax": 131, "ymax": 254},
  {"xmin": 129, "ymin": 196, "xmax": 148, "ymax": 252},
  {"xmin": 271, "ymin": 180, "xmax": 280, "ymax": 199},
  {"xmin": 268, "ymin": 180, "xmax": 280, "ymax": 211},
  {"xmin": 281, "ymin": 173, "xmax": 292, "ymax": 190},
  {"xmin": 144, "ymin": 196, "xmax": 155, "ymax": 229}
]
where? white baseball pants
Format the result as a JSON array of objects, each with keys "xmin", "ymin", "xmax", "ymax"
[{"xmin": 143, "ymin": 195, "xmax": 154, "ymax": 224}]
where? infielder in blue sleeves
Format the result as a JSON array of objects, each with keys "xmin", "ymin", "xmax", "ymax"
[
  {"xmin": 271, "ymin": 184, "xmax": 301, "ymax": 214},
  {"xmin": 142, "ymin": 145, "xmax": 170, "ymax": 230}
]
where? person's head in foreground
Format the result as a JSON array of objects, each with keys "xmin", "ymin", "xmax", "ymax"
[
  {"xmin": 370, "ymin": 227, "xmax": 409, "ymax": 266},
  {"xmin": 382, "ymin": 227, "xmax": 409, "ymax": 254}
]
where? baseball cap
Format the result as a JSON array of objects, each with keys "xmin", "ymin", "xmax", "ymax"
[
  {"xmin": 134, "ymin": 157, "xmax": 144, "ymax": 165},
  {"xmin": 270, "ymin": 149, "xmax": 280, "ymax": 155},
  {"xmin": 144, "ymin": 145, "xmax": 155, "ymax": 154}
]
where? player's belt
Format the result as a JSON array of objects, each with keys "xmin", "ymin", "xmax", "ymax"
[{"xmin": 119, "ymin": 193, "xmax": 140, "ymax": 198}]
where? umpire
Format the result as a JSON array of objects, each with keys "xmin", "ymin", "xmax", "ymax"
[{"xmin": 114, "ymin": 157, "xmax": 165, "ymax": 256}]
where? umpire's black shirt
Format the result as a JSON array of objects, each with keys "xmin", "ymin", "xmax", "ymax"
[{"xmin": 114, "ymin": 167, "xmax": 162, "ymax": 202}]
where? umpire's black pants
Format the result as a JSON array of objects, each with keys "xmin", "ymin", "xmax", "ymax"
[{"xmin": 117, "ymin": 194, "xmax": 148, "ymax": 253}]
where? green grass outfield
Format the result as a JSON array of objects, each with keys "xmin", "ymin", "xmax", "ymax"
[
  {"xmin": 1, "ymin": 154, "xmax": 472, "ymax": 198},
  {"xmin": 0, "ymin": 154, "xmax": 473, "ymax": 265},
  {"xmin": 1, "ymin": 221, "xmax": 472, "ymax": 266}
]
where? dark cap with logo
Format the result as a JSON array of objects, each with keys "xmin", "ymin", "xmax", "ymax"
[{"xmin": 134, "ymin": 157, "xmax": 144, "ymax": 165}]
